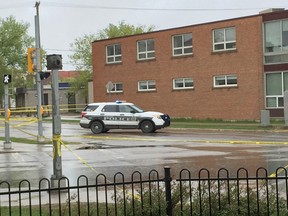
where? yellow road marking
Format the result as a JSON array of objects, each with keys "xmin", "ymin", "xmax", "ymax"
[{"xmin": 77, "ymin": 135, "xmax": 288, "ymax": 145}]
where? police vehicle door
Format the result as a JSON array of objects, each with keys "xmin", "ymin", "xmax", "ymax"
[
  {"xmin": 118, "ymin": 104, "xmax": 138, "ymax": 126},
  {"xmin": 101, "ymin": 105, "xmax": 120, "ymax": 126}
]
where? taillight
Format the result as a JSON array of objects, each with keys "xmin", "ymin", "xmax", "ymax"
[{"xmin": 81, "ymin": 111, "xmax": 86, "ymax": 117}]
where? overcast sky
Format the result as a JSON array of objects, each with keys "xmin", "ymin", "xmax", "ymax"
[{"xmin": 0, "ymin": 0, "xmax": 287, "ymax": 70}]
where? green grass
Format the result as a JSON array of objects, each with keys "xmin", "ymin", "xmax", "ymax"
[
  {"xmin": 0, "ymin": 137, "xmax": 80, "ymax": 145},
  {"xmin": 170, "ymin": 118, "xmax": 287, "ymax": 131},
  {"xmin": 0, "ymin": 137, "xmax": 51, "ymax": 144}
]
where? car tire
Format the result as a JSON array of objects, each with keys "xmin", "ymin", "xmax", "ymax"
[
  {"xmin": 90, "ymin": 121, "xmax": 104, "ymax": 134},
  {"xmin": 140, "ymin": 120, "xmax": 155, "ymax": 133}
]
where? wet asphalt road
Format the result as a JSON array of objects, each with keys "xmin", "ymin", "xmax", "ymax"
[{"xmin": 1, "ymin": 118, "xmax": 288, "ymax": 185}]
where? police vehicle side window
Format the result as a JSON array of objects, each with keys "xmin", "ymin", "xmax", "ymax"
[
  {"xmin": 102, "ymin": 105, "xmax": 117, "ymax": 112},
  {"xmin": 85, "ymin": 105, "xmax": 99, "ymax": 112},
  {"xmin": 119, "ymin": 105, "xmax": 135, "ymax": 113}
]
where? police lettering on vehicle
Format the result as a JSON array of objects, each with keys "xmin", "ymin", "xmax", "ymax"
[{"xmin": 104, "ymin": 116, "xmax": 137, "ymax": 121}]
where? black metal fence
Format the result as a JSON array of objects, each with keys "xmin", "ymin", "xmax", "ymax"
[{"xmin": 1, "ymin": 166, "xmax": 288, "ymax": 215}]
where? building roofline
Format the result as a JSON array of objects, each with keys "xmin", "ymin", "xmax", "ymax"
[{"xmin": 92, "ymin": 8, "xmax": 287, "ymax": 44}]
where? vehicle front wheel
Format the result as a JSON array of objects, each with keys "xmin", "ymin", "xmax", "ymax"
[
  {"xmin": 140, "ymin": 120, "xmax": 155, "ymax": 133},
  {"xmin": 90, "ymin": 121, "xmax": 104, "ymax": 134}
]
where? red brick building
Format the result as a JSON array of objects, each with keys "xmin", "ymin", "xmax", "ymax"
[{"xmin": 92, "ymin": 9, "xmax": 288, "ymax": 120}]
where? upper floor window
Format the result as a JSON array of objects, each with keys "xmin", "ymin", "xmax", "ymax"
[
  {"xmin": 213, "ymin": 27, "xmax": 236, "ymax": 52},
  {"xmin": 137, "ymin": 39, "xmax": 155, "ymax": 60},
  {"xmin": 264, "ymin": 20, "xmax": 288, "ymax": 64},
  {"xmin": 173, "ymin": 78, "xmax": 194, "ymax": 90},
  {"xmin": 106, "ymin": 44, "xmax": 122, "ymax": 64},
  {"xmin": 213, "ymin": 75, "xmax": 237, "ymax": 88},
  {"xmin": 107, "ymin": 82, "xmax": 123, "ymax": 93},
  {"xmin": 138, "ymin": 80, "xmax": 156, "ymax": 91},
  {"xmin": 172, "ymin": 33, "xmax": 193, "ymax": 56}
]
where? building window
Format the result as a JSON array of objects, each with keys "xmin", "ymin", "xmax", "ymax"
[
  {"xmin": 172, "ymin": 33, "xmax": 192, "ymax": 56},
  {"xmin": 106, "ymin": 44, "xmax": 122, "ymax": 63},
  {"xmin": 213, "ymin": 75, "xmax": 237, "ymax": 87},
  {"xmin": 43, "ymin": 93, "xmax": 49, "ymax": 105},
  {"xmin": 138, "ymin": 80, "xmax": 156, "ymax": 91},
  {"xmin": 173, "ymin": 78, "xmax": 194, "ymax": 90},
  {"xmin": 265, "ymin": 72, "xmax": 288, "ymax": 108},
  {"xmin": 107, "ymin": 82, "xmax": 123, "ymax": 93},
  {"xmin": 137, "ymin": 39, "xmax": 155, "ymax": 60},
  {"xmin": 264, "ymin": 20, "xmax": 288, "ymax": 64},
  {"xmin": 213, "ymin": 27, "xmax": 236, "ymax": 52}
]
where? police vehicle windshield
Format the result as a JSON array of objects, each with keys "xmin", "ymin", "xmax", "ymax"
[{"xmin": 131, "ymin": 105, "xmax": 144, "ymax": 113}]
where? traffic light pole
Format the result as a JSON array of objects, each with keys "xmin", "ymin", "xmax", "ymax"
[
  {"xmin": 50, "ymin": 68, "xmax": 64, "ymax": 187},
  {"xmin": 35, "ymin": 2, "xmax": 44, "ymax": 142}
]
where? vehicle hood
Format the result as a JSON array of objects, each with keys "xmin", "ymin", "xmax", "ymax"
[{"xmin": 138, "ymin": 111, "xmax": 165, "ymax": 116}]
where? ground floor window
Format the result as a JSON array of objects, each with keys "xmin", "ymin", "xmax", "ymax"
[
  {"xmin": 138, "ymin": 80, "xmax": 156, "ymax": 91},
  {"xmin": 43, "ymin": 93, "xmax": 49, "ymax": 105},
  {"xmin": 107, "ymin": 82, "xmax": 123, "ymax": 93},
  {"xmin": 173, "ymin": 78, "xmax": 194, "ymax": 90},
  {"xmin": 266, "ymin": 71, "xmax": 288, "ymax": 108},
  {"xmin": 213, "ymin": 75, "xmax": 237, "ymax": 88}
]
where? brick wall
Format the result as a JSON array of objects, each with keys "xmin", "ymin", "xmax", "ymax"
[{"xmin": 92, "ymin": 15, "xmax": 264, "ymax": 120}]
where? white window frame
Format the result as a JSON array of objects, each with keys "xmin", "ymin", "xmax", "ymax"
[
  {"xmin": 138, "ymin": 80, "xmax": 156, "ymax": 92},
  {"xmin": 265, "ymin": 71, "xmax": 288, "ymax": 108},
  {"xmin": 213, "ymin": 75, "xmax": 237, "ymax": 88},
  {"xmin": 264, "ymin": 19, "xmax": 288, "ymax": 64},
  {"xmin": 213, "ymin": 27, "xmax": 236, "ymax": 52},
  {"xmin": 106, "ymin": 44, "xmax": 122, "ymax": 64},
  {"xmin": 137, "ymin": 39, "xmax": 155, "ymax": 60},
  {"xmin": 107, "ymin": 82, "xmax": 123, "ymax": 93},
  {"xmin": 172, "ymin": 33, "xmax": 193, "ymax": 56},
  {"xmin": 173, "ymin": 78, "xmax": 194, "ymax": 90}
]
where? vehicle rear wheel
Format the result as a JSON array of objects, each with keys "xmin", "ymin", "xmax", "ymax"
[
  {"xmin": 90, "ymin": 121, "xmax": 104, "ymax": 134},
  {"xmin": 140, "ymin": 120, "xmax": 155, "ymax": 133}
]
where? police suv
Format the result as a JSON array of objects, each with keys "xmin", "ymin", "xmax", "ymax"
[{"xmin": 80, "ymin": 101, "xmax": 170, "ymax": 134}]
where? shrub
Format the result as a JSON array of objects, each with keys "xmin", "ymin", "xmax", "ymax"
[{"xmin": 113, "ymin": 180, "xmax": 288, "ymax": 216}]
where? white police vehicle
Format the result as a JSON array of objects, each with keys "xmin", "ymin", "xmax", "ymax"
[{"xmin": 80, "ymin": 101, "xmax": 170, "ymax": 134}]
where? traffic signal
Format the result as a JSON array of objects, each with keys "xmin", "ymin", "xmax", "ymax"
[
  {"xmin": 39, "ymin": 71, "xmax": 50, "ymax": 80},
  {"xmin": 46, "ymin": 54, "xmax": 62, "ymax": 70},
  {"xmin": 27, "ymin": 48, "xmax": 36, "ymax": 73}
]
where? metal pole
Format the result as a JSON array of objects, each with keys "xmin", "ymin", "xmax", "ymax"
[
  {"xmin": 4, "ymin": 84, "xmax": 11, "ymax": 149},
  {"xmin": 51, "ymin": 68, "xmax": 63, "ymax": 187},
  {"xmin": 284, "ymin": 91, "xmax": 288, "ymax": 127},
  {"xmin": 164, "ymin": 166, "xmax": 172, "ymax": 216},
  {"xmin": 35, "ymin": 2, "xmax": 44, "ymax": 142}
]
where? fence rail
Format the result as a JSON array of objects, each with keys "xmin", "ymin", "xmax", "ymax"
[{"xmin": 0, "ymin": 166, "xmax": 288, "ymax": 215}]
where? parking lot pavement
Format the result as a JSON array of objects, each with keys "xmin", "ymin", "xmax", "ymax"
[{"xmin": 0, "ymin": 142, "xmax": 51, "ymax": 153}]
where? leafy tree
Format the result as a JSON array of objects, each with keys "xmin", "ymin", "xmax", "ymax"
[
  {"xmin": 69, "ymin": 21, "xmax": 155, "ymax": 101},
  {"xmin": 0, "ymin": 16, "xmax": 34, "ymax": 107},
  {"xmin": 97, "ymin": 21, "xmax": 155, "ymax": 39}
]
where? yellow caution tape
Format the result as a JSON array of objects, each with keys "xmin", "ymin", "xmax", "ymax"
[
  {"xmin": 52, "ymin": 134, "xmax": 62, "ymax": 158},
  {"xmin": 269, "ymin": 164, "xmax": 288, "ymax": 178},
  {"xmin": 60, "ymin": 140, "xmax": 141, "ymax": 200}
]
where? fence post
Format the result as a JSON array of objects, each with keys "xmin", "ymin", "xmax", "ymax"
[{"xmin": 164, "ymin": 166, "xmax": 172, "ymax": 216}]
